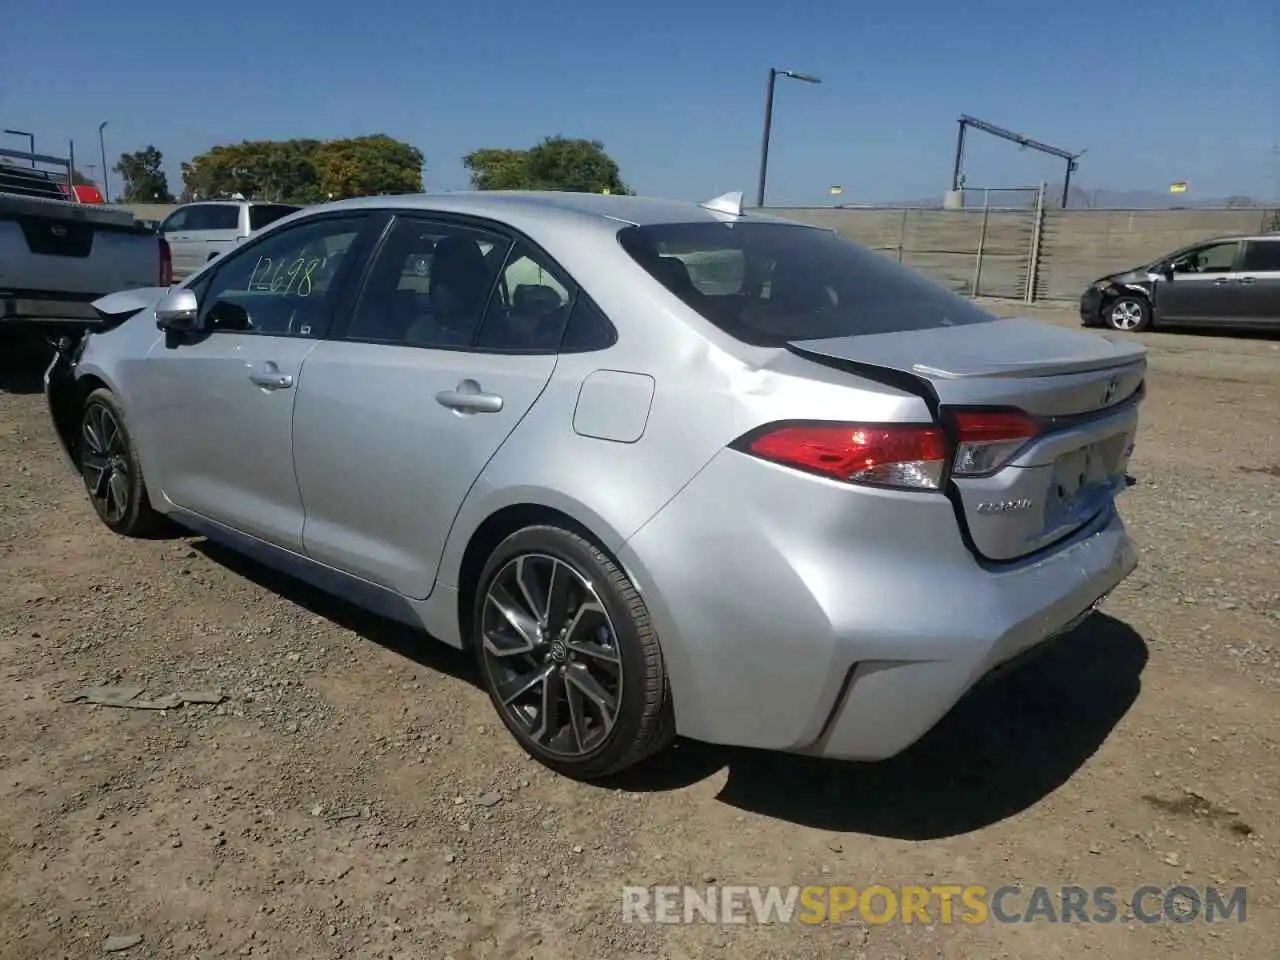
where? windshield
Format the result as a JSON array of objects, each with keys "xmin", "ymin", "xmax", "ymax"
[{"xmin": 617, "ymin": 221, "xmax": 998, "ymax": 347}]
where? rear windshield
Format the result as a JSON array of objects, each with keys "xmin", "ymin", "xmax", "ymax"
[
  {"xmin": 249, "ymin": 204, "xmax": 302, "ymax": 231},
  {"xmin": 617, "ymin": 221, "xmax": 997, "ymax": 346}
]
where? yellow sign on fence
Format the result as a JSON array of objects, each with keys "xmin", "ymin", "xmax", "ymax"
[{"xmin": 1169, "ymin": 182, "xmax": 1188, "ymax": 193}]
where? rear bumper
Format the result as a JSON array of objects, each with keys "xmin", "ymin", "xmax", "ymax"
[
  {"xmin": 1, "ymin": 295, "xmax": 100, "ymax": 325},
  {"xmin": 807, "ymin": 515, "xmax": 1134, "ymax": 759},
  {"xmin": 619, "ymin": 448, "xmax": 1139, "ymax": 760}
]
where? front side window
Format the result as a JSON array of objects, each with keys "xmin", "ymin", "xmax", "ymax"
[
  {"xmin": 199, "ymin": 215, "xmax": 366, "ymax": 337},
  {"xmin": 1173, "ymin": 241, "xmax": 1239, "ymax": 274},
  {"xmin": 617, "ymin": 221, "xmax": 998, "ymax": 347},
  {"xmin": 346, "ymin": 218, "xmax": 511, "ymax": 347},
  {"xmin": 159, "ymin": 208, "xmax": 189, "ymax": 233},
  {"xmin": 1240, "ymin": 240, "xmax": 1280, "ymax": 273}
]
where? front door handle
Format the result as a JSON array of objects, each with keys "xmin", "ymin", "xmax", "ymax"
[
  {"xmin": 1237, "ymin": 276, "xmax": 1256, "ymax": 284},
  {"xmin": 1212, "ymin": 277, "xmax": 1232, "ymax": 285},
  {"xmin": 436, "ymin": 379, "xmax": 503, "ymax": 414},
  {"xmin": 248, "ymin": 364, "xmax": 294, "ymax": 390}
]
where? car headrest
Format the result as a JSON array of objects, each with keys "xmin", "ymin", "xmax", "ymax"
[
  {"xmin": 431, "ymin": 236, "xmax": 485, "ymax": 278},
  {"xmin": 512, "ymin": 283, "xmax": 563, "ymax": 315},
  {"xmin": 429, "ymin": 236, "xmax": 489, "ymax": 312},
  {"xmin": 653, "ymin": 255, "xmax": 698, "ymax": 295}
]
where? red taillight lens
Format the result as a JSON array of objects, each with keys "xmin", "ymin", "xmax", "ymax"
[
  {"xmin": 741, "ymin": 423, "xmax": 949, "ymax": 490},
  {"xmin": 949, "ymin": 409, "xmax": 1040, "ymax": 476},
  {"xmin": 159, "ymin": 238, "xmax": 173, "ymax": 286}
]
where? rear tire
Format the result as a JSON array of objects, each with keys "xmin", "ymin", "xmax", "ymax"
[
  {"xmin": 1104, "ymin": 296, "xmax": 1151, "ymax": 332},
  {"xmin": 80, "ymin": 388, "xmax": 163, "ymax": 537},
  {"xmin": 472, "ymin": 525, "xmax": 676, "ymax": 780}
]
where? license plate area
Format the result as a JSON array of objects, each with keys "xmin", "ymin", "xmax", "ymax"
[{"xmin": 1045, "ymin": 433, "xmax": 1129, "ymax": 526}]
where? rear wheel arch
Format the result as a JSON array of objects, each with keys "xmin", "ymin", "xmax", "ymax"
[{"xmin": 455, "ymin": 503, "xmax": 626, "ymax": 651}]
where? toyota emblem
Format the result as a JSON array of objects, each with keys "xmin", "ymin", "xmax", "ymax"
[
  {"xmin": 1101, "ymin": 377, "xmax": 1119, "ymax": 407},
  {"xmin": 50, "ymin": 225, "xmax": 67, "ymax": 238}
]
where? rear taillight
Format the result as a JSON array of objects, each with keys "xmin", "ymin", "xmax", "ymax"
[
  {"xmin": 948, "ymin": 409, "xmax": 1041, "ymax": 477},
  {"xmin": 159, "ymin": 237, "xmax": 173, "ymax": 286},
  {"xmin": 738, "ymin": 423, "xmax": 949, "ymax": 490},
  {"xmin": 736, "ymin": 408, "xmax": 1044, "ymax": 490}
]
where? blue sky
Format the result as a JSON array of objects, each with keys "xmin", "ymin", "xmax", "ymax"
[{"xmin": 3, "ymin": 0, "xmax": 1276, "ymax": 205}]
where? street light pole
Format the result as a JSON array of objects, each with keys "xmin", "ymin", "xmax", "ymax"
[
  {"xmin": 98, "ymin": 121, "xmax": 110, "ymax": 203},
  {"xmin": 4, "ymin": 129, "xmax": 36, "ymax": 167},
  {"xmin": 755, "ymin": 68, "xmax": 821, "ymax": 208}
]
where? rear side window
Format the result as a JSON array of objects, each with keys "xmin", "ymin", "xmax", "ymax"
[
  {"xmin": 617, "ymin": 221, "xmax": 997, "ymax": 347},
  {"xmin": 1241, "ymin": 240, "xmax": 1280, "ymax": 272},
  {"xmin": 475, "ymin": 244, "xmax": 574, "ymax": 352},
  {"xmin": 345, "ymin": 218, "xmax": 511, "ymax": 347},
  {"xmin": 186, "ymin": 204, "xmax": 240, "ymax": 231},
  {"xmin": 560, "ymin": 296, "xmax": 617, "ymax": 352},
  {"xmin": 249, "ymin": 204, "xmax": 302, "ymax": 231}
]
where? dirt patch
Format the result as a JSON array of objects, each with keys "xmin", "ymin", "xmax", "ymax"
[{"xmin": 2, "ymin": 309, "xmax": 1277, "ymax": 958}]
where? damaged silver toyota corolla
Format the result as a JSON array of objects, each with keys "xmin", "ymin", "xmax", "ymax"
[{"xmin": 45, "ymin": 190, "xmax": 1145, "ymax": 781}]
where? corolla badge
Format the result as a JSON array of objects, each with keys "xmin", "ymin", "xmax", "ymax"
[{"xmin": 976, "ymin": 498, "xmax": 1033, "ymax": 514}]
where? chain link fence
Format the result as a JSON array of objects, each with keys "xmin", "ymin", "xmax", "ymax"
[{"xmin": 774, "ymin": 195, "xmax": 1279, "ymax": 303}]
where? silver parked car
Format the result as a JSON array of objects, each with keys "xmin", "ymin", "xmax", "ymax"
[
  {"xmin": 45, "ymin": 190, "xmax": 1145, "ymax": 780},
  {"xmin": 158, "ymin": 200, "xmax": 302, "ymax": 278}
]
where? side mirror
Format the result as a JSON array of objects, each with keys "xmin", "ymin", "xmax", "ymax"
[
  {"xmin": 1158, "ymin": 263, "xmax": 1175, "ymax": 280},
  {"xmin": 155, "ymin": 288, "xmax": 202, "ymax": 332}
]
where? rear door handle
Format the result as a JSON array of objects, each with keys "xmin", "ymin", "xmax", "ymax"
[
  {"xmin": 248, "ymin": 363, "xmax": 294, "ymax": 390},
  {"xmin": 1237, "ymin": 276, "xmax": 1256, "ymax": 284},
  {"xmin": 1212, "ymin": 277, "xmax": 1232, "ymax": 285},
  {"xmin": 436, "ymin": 379, "xmax": 503, "ymax": 414}
]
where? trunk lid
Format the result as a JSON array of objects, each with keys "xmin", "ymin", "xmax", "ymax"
[{"xmin": 789, "ymin": 318, "xmax": 1146, "ymax": 562}]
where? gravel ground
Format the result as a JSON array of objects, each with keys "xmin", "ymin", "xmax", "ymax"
[{"xmin": 1, "ymin": 307, "xmax": 1277, "ymax": 959}]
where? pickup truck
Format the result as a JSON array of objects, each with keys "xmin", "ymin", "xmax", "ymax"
[{"xmin": 1, "ymin": 144, "xmax": 170, "ymax": 338}]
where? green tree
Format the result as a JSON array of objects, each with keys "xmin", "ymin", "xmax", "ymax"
[
  {"xmin": 462, "ymin": 137, "xmax": 630, "ymax": 194},
  {"xmin": 1266, "ymin": 209, "xmax": 1280, "ymax": 233},
  {"xmin": 313, "ymin": 135, "xmax": 424, "ymax": 200},
  {"xmin": 180, "ymin": 139, "xmax": 323, "ymax": 203},
  {"xmin": 114, "ymin": 146, "xmax": 175, "ymax": 202},
  {"xmin": 460, "ymin": 148, "xmax": 529, "ymax": 190},
  {"xmin": 180, "ymin": 135, "xmax": 422, "ymax": 203}
]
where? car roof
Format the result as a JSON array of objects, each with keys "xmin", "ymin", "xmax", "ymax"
[
  {"xmin": 179, "ymin": 199, "xmax": 297, "ymax": 207},
  {"xmin": 307, "ymin": 190, "xmax": 818, "ymax": 230},
  {"xmin": 1188, "ymin": 233, "xmax": 1279, "ymax": 244}
]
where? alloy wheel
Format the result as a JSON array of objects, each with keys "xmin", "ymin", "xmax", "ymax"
[
  {"xmin": 81, "ymin": 402, "xmax": 130, "ymax": 524},
  {"xmin": 1110, "ymin": 301, "xmax": 1145, "ymax": 330},
  {"xmin": 480, "ymin": 554, "xmax": 623, "ymax": 757}
]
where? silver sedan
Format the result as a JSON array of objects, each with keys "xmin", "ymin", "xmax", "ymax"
[{"xmin": 45, "ymin": 190, "xmax": 1145, "ymax": 780}]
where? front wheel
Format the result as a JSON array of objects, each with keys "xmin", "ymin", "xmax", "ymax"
[
  {"xmin": 473, "ymin": 525, "xmax": 676, "ymax": 780},
  {"xmin": 80, "ymin": 388, "xmax": 163, "ymax": 537},
  {"xmin": 1104, "ymin": 296, "xmax": 1152, "ymax": 332}
]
